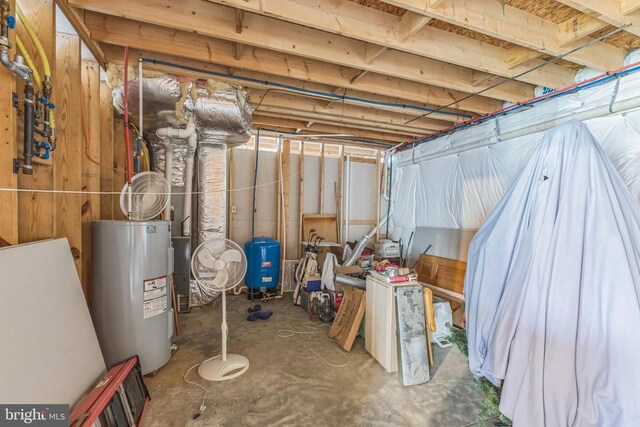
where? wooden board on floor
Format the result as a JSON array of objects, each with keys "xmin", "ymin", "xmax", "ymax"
[{"xmin": 328, "ymin": 286, "xmax": 366, "ymax": 352}]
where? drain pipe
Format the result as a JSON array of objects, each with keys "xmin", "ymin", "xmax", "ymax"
[
  {"xmin": 156, "ymin": 117, "xmax": 196, "ymax": 223},
  {"xmin": 1, "ymin": 4, "xmax": 35, "ymax": 174}
]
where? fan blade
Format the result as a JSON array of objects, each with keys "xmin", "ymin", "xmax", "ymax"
[
  {"xmin": 198, "ymin": 248, "xmax": 218, "ymax": 269},
  {"xmin": 212, "ymin": 269, "xmax": 229, "ymax": 289},
  {"xmin": 220, "ymin": 249, "xmax": 243, "ymax": 264}
]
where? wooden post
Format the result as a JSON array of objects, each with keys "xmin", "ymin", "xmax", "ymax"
[
  {"xmin": 298, "ymin": 141, "xmax": 304, "ymax": 257},
  {"xmin": 80, "ymin": 60, "xmax": 101, "ymax": 303},
  {"xmin": 275, "ymin": 137, "xmax": 281, "ymax": 239},
  {"xmin": 319, "ymin": 142, "xmax": 324, "ymax": 214},
  {"xmin": 112, "ymin": 117, "xmax": 127, "ymax": 220},
  {"xmin": 0, "ymin": 0, "xmax": 17, "ymax": 246},
  {"xmin": 99, "ymin": 82, "xmax": 114, "ymax": 220},
  {"xmin": 281, "ymin": 140, "xmax": 291, "ymax": 257},
  {"xmin": 375, "ymin": 150, "xmax": 381, "ymax": 243},
  {"xmin": 17, "ymin": 0, "xmax": 55, "ymax": 243},
  {"xmin": 337, "ymin": 146, "xmax": 344, "ymax": 244},
  {"xmin": 54, "ymin": 32, "xmax": 83, "ymax": 284}
]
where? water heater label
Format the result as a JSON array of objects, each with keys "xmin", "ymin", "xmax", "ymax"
[
  {"xmin": 262, "ymin": 276, "xmax": 273, "ymax": 283},
  {"xmin": 143, "ymin": 276, "xmax": 168, "ymax": 319},
  {"xmin": 262, "ymin": 261, "xmax": 272, "ymax": 267}
]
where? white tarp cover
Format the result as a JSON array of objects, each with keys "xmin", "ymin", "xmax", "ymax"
[
  {"xmin": 464, "ymin": 121, "xmax": 640, "ymax": 426},
  {"xmin": 390, "ymin": 71, "xmax": 640, "ymax": 247}
]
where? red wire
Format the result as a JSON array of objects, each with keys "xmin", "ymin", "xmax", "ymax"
[{"xmin": 123, "ymin": 47, "xmax": 132, "ymax": 185}]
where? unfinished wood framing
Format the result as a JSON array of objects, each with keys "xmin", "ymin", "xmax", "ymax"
[
  {"xmin": 298, "ymin": 142, "xmax": 304, "ymax": 257},
  {"xmin": 54, "ymin": 32, "xmax": 83, "ymax": 284},
  {"xmin": 80, "ymin": 60, "xmax": 101, "ymax": 302},
  {"xmin": 17, "ymin": 0, "xmax": 56, "ymax": 243},
  {"xmin": 0, "ymin": 1, "xmax": 17, "ymax": 246},
  {"xmin": 319, "ymin": 143, "xmax": 325, "ymax": 214},
  {"xmin": 99, "ymin": 83, "xmax": 114, "ymax": 220}
]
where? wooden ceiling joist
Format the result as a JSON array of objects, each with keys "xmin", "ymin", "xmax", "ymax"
[
  {"xmin": 250, "ymin": 89, "xmax": 450, "ymax": 133},
  {"xmin": 557, "ymin": 14, "xmax": 609, "ymax": 46},
  {"xmin": 89, "ymin": 15, "xmax": 503, "ymax": 114},
  {"xmin": 379, "ymin": 0, "xmax": 624, "ymax": 72},
  {"xmin": 71, "ymin": 0, "xmax": 539, "ymax": 100},
  {"xmin": 555, "ymin": 0, "xmax": 640, "ymax": 38},
  {"xmin": 252, "ymin": 115, "xmax": 410, "ymax": 143},
  {"xmin": 102, "ymin": 45, "xmax": 473, "ymax": 123},
  {"xmin": 200, "ymin": 0, "xmax": 574, "ymax": 87}
]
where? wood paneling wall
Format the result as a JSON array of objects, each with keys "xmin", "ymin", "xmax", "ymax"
[{"xmin": 1, "ymin": 2, "xmax": 116, "ymax": 303}]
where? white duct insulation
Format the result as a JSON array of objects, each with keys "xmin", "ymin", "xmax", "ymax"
[
  {"xmin": 390, "ymin": 69, "xmax": 640, "ymax": 250},
  {"xmin": 189, "ymin": 143, "xmax": 228, "ymax": 307}
]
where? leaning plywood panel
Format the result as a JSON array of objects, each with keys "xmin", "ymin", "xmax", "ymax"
[
  {"xmin": 465, "ymin": 121, "xmax": 640, "ymax": 426},
  {"xmin": 0, "ymin": 239, "xmax": 106, "ymax": 406}
]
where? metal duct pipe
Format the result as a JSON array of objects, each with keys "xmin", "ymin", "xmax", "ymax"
[
  {"xmin": 343, "ymin": 216, "xmax": 389, "ymax": 267},
  {"xmin": 335, "ymin": 273, "xmax": 366, "ymax": 290}
]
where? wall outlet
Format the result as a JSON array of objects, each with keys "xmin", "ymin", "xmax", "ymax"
[{"xmin": 231, "ymin": 205, "xmax": 237, "ymax": 214}]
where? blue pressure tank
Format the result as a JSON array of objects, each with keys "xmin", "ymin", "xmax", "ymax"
[{"xmin": 244, "ymin": 237, "xmax": 281, "ymax": 291}]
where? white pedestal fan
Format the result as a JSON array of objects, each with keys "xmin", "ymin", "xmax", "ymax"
[{"xmin": 191, "ymin": 239, "xmax": 248, "ymax": 381}]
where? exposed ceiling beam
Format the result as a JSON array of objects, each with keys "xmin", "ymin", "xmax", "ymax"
[
  {"xmin": 200, "ymin": 0, "xmax": 574, "ymax": 87},
  {"xmin": 252, "ymin": 115, "xmax": 409, "ymax": 143},
  {"xmin": 621, "ymin": 0, "xmax": 640, "ymax": 15},
  {"xmin": 54, "ymin": 0, "xmax": 105, "ymax": 67},
  {"xmin": 89, "ymin": 15, "xmax": 502, "ymax": 114},
  {"xmin": 364, "ymin": 43, "xmax": 388, "ymax": 64},
  {"xmin": 398, "ymin": 11, "xmax": 431, "ymax": 42},
  {"xmin": 506, "ymin": 46, "xmax": 543, "ymax": 70},
  {"xmin": 557, "ymin": 14, "xmax": 609, "ymax": 46},
  {"xmin": 103, "ymin": 45, "xmax": 473, "ymax": 123},
  {"xmin": 555, "ymin": 0, "xmax": 640, "ymax": 38},
  {"xmin": 379, "ymin": 0, "xmax": 624, "ymax": 72},
  {"xmin": 70, "ymin": 0, "xmax": 546, "ymax": 96},
  {"xmin": 251, "ymin": 89, "xmax": 450, "ymax": 133},
  {"xmin": 257, "ymin": 107, "xmax": 424, "ymax": 136}
]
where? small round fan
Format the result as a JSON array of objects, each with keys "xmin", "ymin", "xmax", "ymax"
[
  {"xmin": 191, "ymin": 239, "xmax": 248, "ymax": 381},
  {"xmin": 120, "ymin": 171, "xmax": 170, "ymax": 220}
]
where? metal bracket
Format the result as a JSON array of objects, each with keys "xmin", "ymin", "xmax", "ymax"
[
  {"xmin": 12, "ymin": 159, "xmax": 19, "ymax": 174},
  {"xmin": 12, "ymin": 91, "xmax": 18, "ymax": 109}
]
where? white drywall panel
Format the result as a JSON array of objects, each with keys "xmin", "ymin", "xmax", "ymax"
[
  {"xmin": 0, "ymin": 239, "xmax": 106, "ymax": 406},
  {"xmin": 323, "ymin": 157, "xmax": 339, "ymax": 214},
  {"xmin": 303, "ymin": 155, "xmax": 321, "ymax": 214}
]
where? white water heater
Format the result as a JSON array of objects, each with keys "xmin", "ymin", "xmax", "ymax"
[{"xmin": 92, "ymin": 220, "xmax": 174, "ymax": 374}]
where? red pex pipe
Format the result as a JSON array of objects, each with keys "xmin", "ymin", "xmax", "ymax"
[
  {"xmin": 397, "ymin": 59, "xmax": 640, "ymax": 152},
  {"xmin": 123, "ymin": 47, "xmax": 133, "ymax": 185}
]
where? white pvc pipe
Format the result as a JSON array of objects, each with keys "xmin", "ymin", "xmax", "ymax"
[{"xmin": 156, "ymin": 119, "xmax": 197, "ymax": 224}]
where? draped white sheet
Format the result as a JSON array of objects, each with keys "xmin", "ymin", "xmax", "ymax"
[{"xmin": 464, "ymin": 121, "xmax": 640, "ymax": 426}]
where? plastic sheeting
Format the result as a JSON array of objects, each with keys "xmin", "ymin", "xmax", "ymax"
[
  {"xmin": 464, "ymin": 121, "xmax": 640, "ymax": 426},
  {"xmin": 391, "ymin": 70, "xmax": 640, "ymax": 246}
]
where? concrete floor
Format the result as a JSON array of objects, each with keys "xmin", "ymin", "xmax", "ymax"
[{"xmin": 144, "ymin": 296, "xmax": 484, "ymax": 426}]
